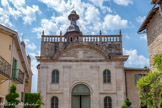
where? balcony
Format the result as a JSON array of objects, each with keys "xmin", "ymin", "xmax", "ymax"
[
  {"xmin": 12, "ymin": 69, "xmax": 24, "ymax": 84},
  {"xmin": 0, "ymin": 56, "xmax": 11, "ymax": 80}
]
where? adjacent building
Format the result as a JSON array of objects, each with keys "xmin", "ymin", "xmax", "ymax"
[
  {"xmin": 138, "ymin": 0, "xmax": 162, "ymax": 70},
  {"xmin": 0, "ymin": 24, "xmax": 33, "ymax": 107},
  {"xmin": 36, "ymin": 10, "xmax": 149, "ymax": 108}
]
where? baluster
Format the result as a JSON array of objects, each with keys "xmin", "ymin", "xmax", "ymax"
[
  {"xmin": 42, "ymin": 36, "xmax": 44, "ymax": 42},
  {"xmin": 48, "ymin": 37, "xmax": 50, "ymax": 42}
]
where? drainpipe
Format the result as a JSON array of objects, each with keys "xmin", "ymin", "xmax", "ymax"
[{"xmin": 124, "ymin": 70, "xmax": 128, "ymax": 97}]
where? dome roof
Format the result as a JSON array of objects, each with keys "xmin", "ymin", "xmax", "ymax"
[
  {"xmin": 71, "ymin": 10, "xmax": 76, "ymax": 14},
  {"xmin": 68, "ymin": 10, "xmax": 79, "ymax": 20},
  {"xmin": 67, "ymin": 24, "xmax": 80, "ymax": 32}
]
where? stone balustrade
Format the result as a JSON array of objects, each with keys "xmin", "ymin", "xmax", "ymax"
[{"xmin": 41, "ymin": 35, "xmax": 122, "ymax": 43}]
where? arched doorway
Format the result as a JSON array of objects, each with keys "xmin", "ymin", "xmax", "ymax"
[{"xmin": 71, "ymin": 84, "xmax": 91, "ymax": 108}]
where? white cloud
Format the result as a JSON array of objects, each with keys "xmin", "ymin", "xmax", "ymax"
[
  {"xmin": 140, "ymin": 35, "xmax": 147, "ymax": 41},
  {"xmin": 103, "ymin": 14, "xmax": 128, "ymax": 30},
  {"xmin": 35, "ymin": 0, "xmax": 130, "ymax": 37},
  {"xmin": 21, "ymin": 5, "xmax": 41, "ymax": 24},
  {"xmin": 85, "ymin": 5, "xmax": 100, "ymax": 24},
  {"xmin": 24, "ymin": 39, "xmax": 37, "ymax": 50},
  {"xmin": 32, "ymin": 18, "xmax": 59, "ymax": 38},
  {"xmin": 136, "ymin": 16, "xmax": 146, "ymax": 24},
  {"xmin": 124, "ymin": 34, "xmax": 130, "ymax": 39},
  {"xmin": 31, "ymin": 59, "xmax": 39, "ymax": 93},
  {"xmin": 29, "ymin": 53, "xmax": 37, "ymax": 57},
  {"xmin": 29, "ymin": 51, "xmax": 40, "ymax": 58},
  {"xmin": 88, "ymin": 0, "xmax": 107, "ymax": 7},
  {"xmin": 113, "ymin": 0, "xmax": 133, "ymax": 6},
  {"xmin": 39, "ymin": 0, "xmax": 69, "ymax": 13},
  {"xmin": 101, "ymin": 6, "xmax": 112, "ymax": 13},
  {"xmin": 9, "ymin": 0, "xmax": 25, "ymax": 8},
  {"xmin": 123, "ymin": 48, "xmax": 149, "ymax": 68},
  {"xmin": 0, "ymin": 11, "xmax": 13, "ymax": 26},
  {"xmin": 0, "ymin": 0, "xmax": 41, "ymax": 26}
]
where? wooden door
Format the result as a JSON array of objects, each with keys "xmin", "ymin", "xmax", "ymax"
[
  {"xmin": 81, "ymin": 96, "xmax": 90, "ymax": 108},
  {"xmin": 72, "ymin": 95, "xmax": 80, "ymax": 108}
]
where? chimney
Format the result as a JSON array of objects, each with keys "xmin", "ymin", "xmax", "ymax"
[
  {"xmin": 27, "ymin": 55, "xmax": 31, "ymax": 66},
  {"xmin": 21, "ymin": 41, "xmax": 25, "ymax": 49}
]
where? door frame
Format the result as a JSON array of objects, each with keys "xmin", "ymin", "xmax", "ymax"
[{"xmin": 70, "ymin": 83, "xmax": 92, "ymax": 108}]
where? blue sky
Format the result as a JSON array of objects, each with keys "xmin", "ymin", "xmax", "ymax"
[{"xmin": 0, "ymin": 0, "xmax": 153, "ymax": 93}]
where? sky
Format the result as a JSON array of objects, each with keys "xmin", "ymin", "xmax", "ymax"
[{"xmin": 0, "ymin": 0, "xmax": 153, "ymax": 93}]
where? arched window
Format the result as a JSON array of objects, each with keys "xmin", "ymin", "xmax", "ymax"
[
  {"xmin": 104, "ymin": 96, "xmax": 112, "ymax": 108},
  {"xmin": 52, "ymin": 70, "xmax": 59, "ymax": 84},
  {"xmin": 51, "ymin": 96, "xmax": 58, "ymax": 108},
  {"xmin": 103, "ymin": 70, "xmax": 111, "ymax": 83}
]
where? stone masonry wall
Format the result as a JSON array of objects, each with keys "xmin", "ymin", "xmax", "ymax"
[
  {"xmin": 38, "ymin": 61, "xmax": 126, "ymax": 108},
  {"xmin": 147, "ymin": 10, "xmax": 162, "ymax": 70},
  {"xmin": 41, "ymin": 40, "xmax": 122, "ymax": 57}
]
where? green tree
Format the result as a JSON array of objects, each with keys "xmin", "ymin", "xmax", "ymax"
[
  {"xmin": 121, "ymin": 97, "xmax": 131, "ymax": 108},
  {"xmin": 24, "ymin": 93, "xmax": 44, "ymax": 108},
  {"xmin": 136, "ymin": 54, "xmax": 162, "ymax": 108},
  {"xmin": 159, "ymin": 92, "xmax": 162, "ymax": 108},
  {"xmin": 153, "ymin": 54, "xmax": 162, "ymax": 71},
  {"xmin": 4, "ymin": 84, "xmax": 20, "ymax": 108}
]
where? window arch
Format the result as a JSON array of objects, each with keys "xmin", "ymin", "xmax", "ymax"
[
  {"xmin": 104, "ymin": 96, "xmax": 112, "ymax": 108},
  {"xmin": 51, "ymin": 96, "xmax": 58, "ymax": 108},
  {"xmin": 52, "ymin": 70, "xmax": 59, "ymax": 84},
  {"xmin": 103, "ymin": 70, "xmax": 111, "ymax": 83}
]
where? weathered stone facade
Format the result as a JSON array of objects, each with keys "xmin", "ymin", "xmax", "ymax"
[
  {"xmin": 147, "ymin": 10, "xmax": 162, "ymax": 70},
  {"xmin": 37, "ymin": 10, "xmax": 149, "ymax": 108},
  {"xmin": 138, "ymin": 2, "xmax": 162, "ymax": 70}
]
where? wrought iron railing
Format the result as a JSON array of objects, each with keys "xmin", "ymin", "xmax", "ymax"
[
  {"xmin": 12, "ymin": 69, "xmax": 24, "ymax": 83},
  {"xmin": 0, "ymin": 56, "xmax": 11, "ymax": 78}
]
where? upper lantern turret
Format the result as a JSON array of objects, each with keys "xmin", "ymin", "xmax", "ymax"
[
  {"xmin": 68, "ymin": 10, "xmax": 79, "ymax": 24},
  {"xmin": 65, "ymin": 10, "xmax": 81, "ymax": 36}
]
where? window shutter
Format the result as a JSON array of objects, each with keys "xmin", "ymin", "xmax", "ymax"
[{"xmin": 134, "ymin": 74, "xmax": 139, "ymax": 85}]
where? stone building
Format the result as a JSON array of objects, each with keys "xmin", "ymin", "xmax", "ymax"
[
  {"xmin": 36, "ymin": 10, "xmax": 149, "ymax": 108},
  {"xmin": 138, "ymin": 0, "xmax": 162, "ymax": 70},
  {"xmin": 0, "ymin": 24, "xmax": 33, "ymax": 107}
]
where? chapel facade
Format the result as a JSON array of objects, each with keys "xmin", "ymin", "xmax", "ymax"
[{"xmin": 36, "ymin": 10, "xmax": 148, "ymax": 108}]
